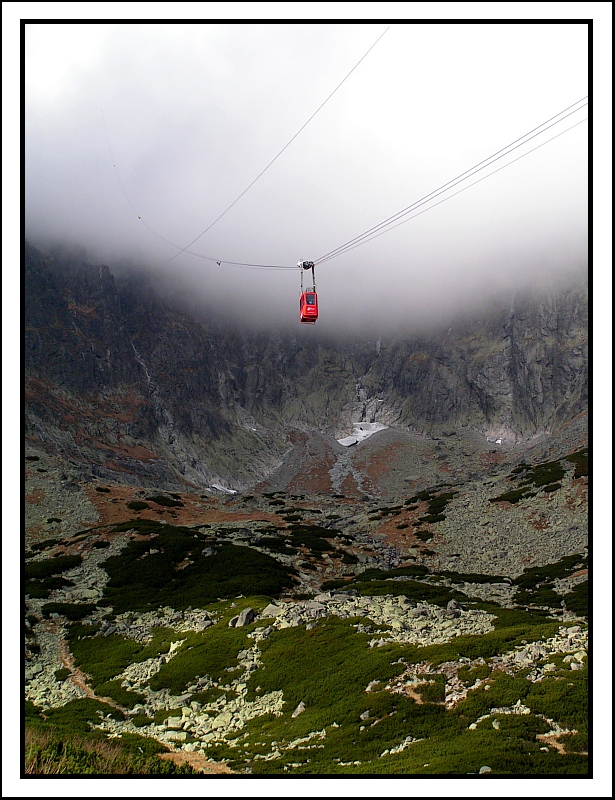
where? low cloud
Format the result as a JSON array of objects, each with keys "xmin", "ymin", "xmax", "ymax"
[{"xmin": 25, "ymin": 22, "xmax": 589, "ymax": 332}]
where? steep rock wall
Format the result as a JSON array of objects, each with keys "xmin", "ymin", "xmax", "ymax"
[{"xmin": 24, "ymin": 242, "xmax": 588, "ymax": 486}]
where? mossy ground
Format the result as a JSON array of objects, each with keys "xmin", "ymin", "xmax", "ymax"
[{"xmin": 24, "ymin": 502, "xmax": 588, "ymax": 775}]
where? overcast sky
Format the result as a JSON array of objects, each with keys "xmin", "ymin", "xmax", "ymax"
[{"xmin": 22, "ymin": 18, "xmax": 593, "ymax": 330}]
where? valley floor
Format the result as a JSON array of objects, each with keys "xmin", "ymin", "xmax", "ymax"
[{"xmin": 23, "ymin": 420, "xmax": 589, "ymax": 776}]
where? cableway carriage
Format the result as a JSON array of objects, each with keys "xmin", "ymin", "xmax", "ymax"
[{"xmin": 298, "ymin": 260, "xmax": 318, "ymax": 324}]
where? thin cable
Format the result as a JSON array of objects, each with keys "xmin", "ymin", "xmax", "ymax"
[
  {"xmin": 315, "ymin": 98, "xmax": 587, "ymax": 263},
  {"xmin": 101, "ymin": 110, "xmax": 142, "ymax": 218},
  {"xmin": 314, "ymin": 97, "xmax": 588, "ymax": 265},
  {"xmin": 101, "ymin": 111, "xmax": 295, "ymax": 269},
  {"xmin": 316, "ymin": 117, "xmax": 588, "ymax": 264},
  {"xmin": 167, "ymin": 26, "xmax": 391, "ymax": 261}
]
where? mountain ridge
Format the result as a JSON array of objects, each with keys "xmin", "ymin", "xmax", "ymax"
[{"xmin": 24, "ymin": 241, "xmax": 588, "ymax": 494}]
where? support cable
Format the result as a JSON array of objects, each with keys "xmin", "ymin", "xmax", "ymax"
[
  {"xmin": 316, "ymin": 116, "xmax": 588, "ymax": 264},
  {"xmin": 167, "ymin": 26, "xmax": 391, "ymax": 261},
  {"xmin": 314, "ymin": 97, "xmax": 588, "ymax": 265}
]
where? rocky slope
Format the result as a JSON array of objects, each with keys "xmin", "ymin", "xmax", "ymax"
[
  {"xmin": 23, "ymin": 240, "xmax": 589, "ymax": 775},
  {"xmin": 24, "ymin": 466, "xmax": 589, "ymax": 774},
  {"xmin": 25, "ymin": 241, "xmax": 588, "ymax": 496}
]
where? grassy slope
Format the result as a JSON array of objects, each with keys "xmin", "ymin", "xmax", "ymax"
[{"xmin": 24, "ymin": 505, "xmax": 588, "ymax": 776}]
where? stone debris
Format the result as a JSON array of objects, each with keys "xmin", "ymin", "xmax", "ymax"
[
  {"xmin": 258, "ymin": 592, "xmax": 495, "ymax": 648},
  {"xmin": 384, "ymin": 625, "xmax": 588, "ymax": 711},
  {"xmin": 380, "ymin": 735, "xmax": 423, "ymax": 757},
  {"xmin": 24, "ymin": 466, "xmax": 588, "ymax": 767},
  {"xmin": 424, "ymin": 463, "xmax": 587, "ymax": 578}
]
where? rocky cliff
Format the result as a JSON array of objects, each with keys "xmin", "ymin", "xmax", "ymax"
[
  {"xmin": 24, "ymin": 241, "xmax": 588, "ymax": 491},
  {"xmin": 23, "ymin": 241, "xmax": 590, "ymax": 777}
]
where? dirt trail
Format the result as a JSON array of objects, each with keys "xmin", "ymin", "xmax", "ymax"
[
  {"xmin": 536, "ymin": 732, "xmax": 587, "ymax": 756},
  {"xmin": 54, "ymin": 630, "xmax": 126, "ymax": 713},
  {"xmin": 54, "ymin": 625, "xmax": 234, "ymax": 773},
  {"xmin": 158, "ymin": 751, "xmax": 235, "ymax": 774}
]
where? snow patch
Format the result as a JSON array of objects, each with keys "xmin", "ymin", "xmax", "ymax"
[
  {"xmin": 337, "ymin": 422, "xmax": 388, "ymax": 447},
  {"xmin": 210, "ymin": 483, "xmax": 237, "ymax": 495}
]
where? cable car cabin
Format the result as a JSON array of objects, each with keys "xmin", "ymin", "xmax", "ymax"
[{"xmin": 299, "ymin": 291, "xmax": 318, "ymax": 324}]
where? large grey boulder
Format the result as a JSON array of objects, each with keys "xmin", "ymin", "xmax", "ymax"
[
  {"xmin": 261, "ymin": 603, "xmax": 284, "ymax": 618},
  {"xmin": 229, "ymin": 607, "xmax": 257, "ymax": 628},
  {"xmin": 292, "ymin": 701, "xmax": 306, "ymax": 718}
]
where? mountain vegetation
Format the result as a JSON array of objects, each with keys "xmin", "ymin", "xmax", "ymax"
[{"xmin": 23, "ymin": 242, "xmax": 589, "ymax": 776}]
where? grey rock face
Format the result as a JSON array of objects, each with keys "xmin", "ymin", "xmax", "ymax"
[{"xmin": 25, "ymin": 242, "xmax": 587, "ymax": 490}]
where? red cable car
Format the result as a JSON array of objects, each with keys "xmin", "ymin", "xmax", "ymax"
[
  {"xmin": 300, "ymin": 290, "xmax": 318, "ymax": 323},
  {"xmin": 298, "ymin": 260, "xmax": 318, "ymax": 324}
]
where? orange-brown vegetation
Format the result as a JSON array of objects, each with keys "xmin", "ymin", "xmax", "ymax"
[
  {"xmin": 340, "ymin": 472, "xmax": 362, "ymax": 497},
  {"xmin": 84, "ymin": 484, "xmax": 284, "ymax": 529},
  {"xmin": 355, "ymin": 442, "xmax": 404, "ymax": 496},
  {"xmin": 287, "ymin": 456, "xmax": 335, "ymax": 494},
  {"xmin": 25, "ymin": 489, "xmax": 44, "ymax": 505}
]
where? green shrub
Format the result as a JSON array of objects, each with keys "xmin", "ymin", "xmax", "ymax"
[
  {"xmin": 150, "ymin": 620, "xmax": 255, "ymax": 694},
  {"xmin": 564, "ymin": 448, "xmax": 588, "ymax": 479},
  {"xmin": 126, "ymin": 501, "xmax": 149, "ymax": 511},
  {"xmin": 131, "ymin": 713, "xmax": 154, "ymax": 728},
  {"xmin": 321, "ymin": 579, "xmax": 348, "ymax": 591},
  {"xmin": 525, "ymin": 460, "xmax": 566, "ymax": 487},
  {"xmin": 42, "ymin": 603, "xmax": 96, "ymax": 621},
  {"xmin": 514, "ymin": 555, "xmax": 586, "ymax": 591},
  {"xmin": 562, "ymin": 730, "xmax": 588, "ymax": 753},
  {"xmin": 68, "ymin": 629, "xmax": 142, "ymax": 687},
  {"xmin": 146, "ymin": 495, "xmax": 183, "ymax": 507},
  {"xmin": 526, "ymin": 666, "xmax": 588, "ymax": 733},
  {"xmin": 30, "ymin": 699, "xmax": 124, "ymax": 735},
  {"xmin": 100, "ymin": 522, "xmax": 296, "ymax": 613},
  {"xmin": 134, "ymin": 627, "xmax": 182, "ymax": 662},
  {"xmin": 458, "ymin": 664, "xmax": 490, "ymax": 685},
  {"xmin": 25, "ymin": 555, "xmax": 82, "ymax": 580},
  {"xmin": 95, "ymin": 679, "xmax": 145, "ymax": 708},
  {"xmin": 416, "ymin": 674, "xmax": 445, "ymax": 704},
  {"xmin": 563, "ymin": 581, "xmax": 588, "ymax": 616},
  {"xmin": 31, "ymin": 538, "xmax": 63, "ymax": 551},
  {"xmin": 352, "ymin": 579, "xmax": 464, "ymax": 606},
  {"xmin": 25, "ymin": 581, "xmax": 51, "ymax": 599}
]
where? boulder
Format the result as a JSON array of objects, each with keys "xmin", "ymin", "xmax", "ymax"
[
  {"xmin": 292, "ymin": 701, "xmax": 306, "ymax": 718},
  {"xmin": 261, "ymin": 603, "xmax": 285, "ymax": 618},
  {"xmin": 211, "ymin": 711, "xmax": 233, "ymax": 729},
  {"xmin": 235, "ymin": 607, "xmax": 257, "ymax": 627}
]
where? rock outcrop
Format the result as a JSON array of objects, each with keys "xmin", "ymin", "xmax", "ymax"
[{"xmin": 25, "ymin": 241, "xmax": 588, "ymax": 490}]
